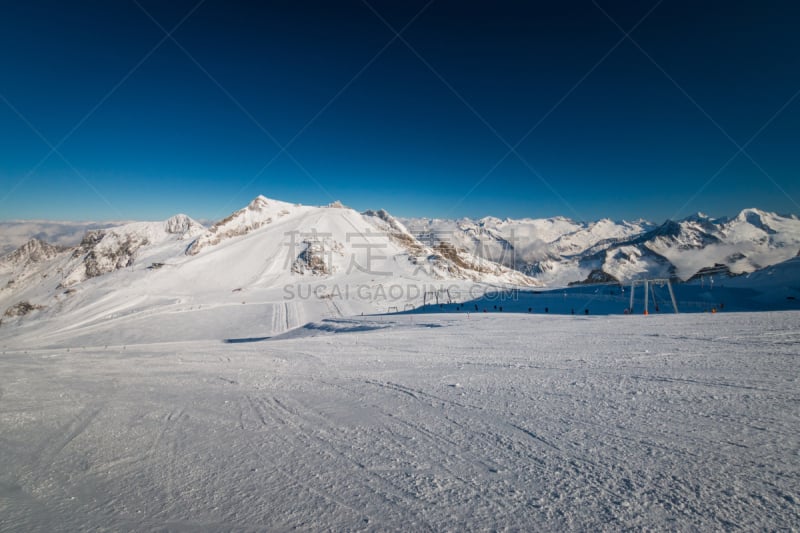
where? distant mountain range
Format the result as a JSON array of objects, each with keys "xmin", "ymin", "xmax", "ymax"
[
  {"xmin": 2, "ymin": 201, "xmax": 798, "ymax": 293},
  {"xmin": 401, "ymin": 208, "xmax": 800, "ymax": 286},
  {"xmin": 1, "ymin": 197, "xmax": 798, "ymax": 342}
]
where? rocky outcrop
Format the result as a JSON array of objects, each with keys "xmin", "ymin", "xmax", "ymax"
[
  {"xmin": 3, "ymin": 300, "xmax": 44, "ymax": 318},
  {"xmin": 186, "ymin": 196, "xmax": 282, "ymax": 255},
  {"xmin": 1, "ymin": 238, "xmax": 62, "ymax": 268}
]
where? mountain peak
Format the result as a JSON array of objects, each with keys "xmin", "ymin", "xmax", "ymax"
[
  {"xmin": 2, "ymin": 238, "xmax": 62, "ymax": 266},
  {"xmin": 735, "ymin": 207, "xmax": 775, "ymax": 223},
  {"xmin": 187, "ymin": 196, "xmax": 306, "ymax": 255},
  {"xmin": 739, "ymin": 207, "xmax": 767, "ymax": 215},
  {"xmin": 248, "ymin": 195, "xmax": 271, "ymax": 210},
  {"xmin": 734, "ymin": 207, "xmax": 771, "ymax": 225},
  {"xmin": 164, "ymin": 214, "xmax": 204, "ymax": 235},
  {"xmin": 682, "ymin": 211, "xmax": 710, "ymax": 222}
]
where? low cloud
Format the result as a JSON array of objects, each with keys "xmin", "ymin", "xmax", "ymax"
[{"xmin": 0, "ymin": 221, "xmax": 127, "ymax": 255}]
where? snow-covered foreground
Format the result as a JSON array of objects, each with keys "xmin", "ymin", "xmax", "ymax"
[{"xmin": 1, "ymin": 312, "xmax": 799, "ymax": 531}]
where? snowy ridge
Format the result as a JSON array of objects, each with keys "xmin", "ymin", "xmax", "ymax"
[
  {"xmin": 364, "ymin": 209, "xmax": 540, "ymax": 286},
  {"xmin": 0, "ymin": 197, "xmax": 540, "ymax": 343},
  {"xmin": 0, "ymin": 238, "xmax": 62, "ymax": 271},
  {"xmin": 403, "ymin": 208, "xmax": 800, "ymax": 285},
  {"xmin": 0, "ymin": 199, "xmax": 798, "ymax": 343},
  {"xmin": 59, "ymin": 216, "xmax": 206, "ymax": 287},
  {"xmin": 0, "ymin": 215, "xmax": 205, "ymax": 320},
  {"xmin": 186, "ymin": 195, "xmax": 305, "ymax": 255}
]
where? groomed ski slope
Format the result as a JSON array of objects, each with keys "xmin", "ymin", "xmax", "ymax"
[{"xmin": 1, "ymin": 311, "xmax": 798, "ymax": 531}]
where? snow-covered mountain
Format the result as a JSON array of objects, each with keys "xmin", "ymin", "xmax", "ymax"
[
  {"xmin": 402, "ymin": 208, "xmax": 800, "ymax": 285},
  {"xmin": 58, "ymin": 214, "xmax": 206, "ymax": 287},
  {"xmin": 0, "ymin": 238, "xmax": 63, "ymax": 270},
  {"xmin": 186, "ymin": 195, "xmax": 301, "ymax": 255},
  {"xmin": 1, "ymin": 198, "xmax": 798, "ymax": 343},
  {"xmin": 0, "ymin": 197, "xmax": 540, "ymax": 344}
]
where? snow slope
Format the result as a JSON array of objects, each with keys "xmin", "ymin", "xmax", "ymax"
[
  {"xmin": 1, "ymin": 200, "xmax": 798, "ymax": 346},
  {"xmin": 1, "ymin": 312, "xmax": 798, "ymax": 531},
  {"xmin": 0, "ymin": 198, "xmax": 539, "ymax": 346}
]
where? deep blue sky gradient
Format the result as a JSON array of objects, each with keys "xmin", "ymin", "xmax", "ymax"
[{"xmin": 1, "ymin": 0, "xmax": 799, "ymax": 223}]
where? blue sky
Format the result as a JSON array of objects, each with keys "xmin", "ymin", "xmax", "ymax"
[{"xmin": 1, "ymin": 0, "xmax": 799, "ymax": 223}]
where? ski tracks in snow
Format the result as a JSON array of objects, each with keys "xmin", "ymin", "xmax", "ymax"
[
  {"xmin": 269, "ymin": 301, "xmax": 299, "ymax": 335},
  {"xmin": 238, "ymin": 393, "xmax": 418, "ymax": 530},
  {"xmin": 355, "ymin": 378, "xmax": 674, "ymax": 526},
  {"xmin": 2, "ymin": 312, "xmax": 798, "ymax": 530},
  {"xmin": 23, "ymin": 400, "xmax": 104, "ymax": 482}
]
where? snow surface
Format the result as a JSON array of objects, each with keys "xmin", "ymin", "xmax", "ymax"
[{"xmin": 1, "ymin": 311, "xmax": 798, "ymax": 531}]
